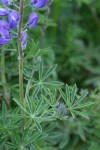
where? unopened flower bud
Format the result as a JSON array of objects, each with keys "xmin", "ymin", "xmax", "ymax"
[
  {"xmin": 0, "ymin": 0, "xmax": 12, "ymax": 5},
  {"xmin": 30, "ymin": 0, "xmax": 48, "ymax": 9},
  {"xmin": 28, "ymin": 12, "xmax": 38, "ymax": 28},
  {"xmin": 0, "ymin": 8, "xmax": 9, "ymax": 16},
  {"xmin": 8, "ymin": 10, "xmax": 20, "ymax": 29}
]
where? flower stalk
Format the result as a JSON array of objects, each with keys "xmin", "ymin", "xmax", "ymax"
[{"xmin": 17, "ymin": 0, "xmax": 24, "ymax": 106}]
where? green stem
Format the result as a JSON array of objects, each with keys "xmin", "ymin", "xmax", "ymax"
[
  {"xmin": 17, "ymin": 0, "xmax": 24, "ymax": 105},
  {"xmin": 17, "ymin": 0, "xmax": 25, "ymax": 127},
  {"xmin": 1, "ymin": 46, "xmax": 10, "ymax": 109}
]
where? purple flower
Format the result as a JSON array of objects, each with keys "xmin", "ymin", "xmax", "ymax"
[
  {"xmin": 30, "ymin": 0, "xmax": 48, "ymax": 8},
  {"xmin": 0, "ymin": 0, "xmax": 12, "ymax": 5},
  {"xmin": 0, "ymin": 8, "xmax": 9, "ymax": 16},
  {"xmin": 21, "ymin": 31, "xmax": 28, "ymax": 50},
  {"xmin": 8, "ymin": 10, "xmax": 20, "ymax": 29},
  {"xmin": 0, "ymin": 28, "xmax": 11, "ymax": 45},
  {"xmin": 0, "ymin": 20, "xmax": 10, "ymax": 30},
  {"xmin": 28, "ymin": 12, "xmax": 38, "ymax": 28}
]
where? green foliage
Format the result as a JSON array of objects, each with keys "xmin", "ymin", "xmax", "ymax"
[
  {"xmin": 48, "ymin": 0, "xmax": 100, "ymax": 87},
  {"xmin": 59, "ymin": 84, "xmax": 94, "ymax": 119},
  {"xmin": 0, "ymin": 0, "xmax": 100, "ymax": 150}
]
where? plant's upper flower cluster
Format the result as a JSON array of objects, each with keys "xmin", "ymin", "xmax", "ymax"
[{"xmin": 0, "ymin": 0, "xmax": 48, "ymax": 49}]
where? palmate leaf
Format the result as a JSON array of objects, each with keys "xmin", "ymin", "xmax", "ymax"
[
  {"xmin": 59, "ymin": 84, "xmax": 94, "ymax": 118},
  {"xmin": 6, "ymin": 142, "xmax": 18, "ymax": 149},
  {"xmin": 13, "ymin": 98, "xmax": 30, "ymax": 115},
  {"xmin": 32, "ymin": 85, "xmax": 40, "ymax": 98},
  {"xmin": 7, "ymin": 129, "xmax": 41, "ymax": 149},
  {"xmin": 29, "ymin": 144, "xmax": 36, "ymax": 150},
  {"xmin": 31, "ymin": 63, "xmax": 63, "ymax": 97},
  {"xmin": 0, "ymin": 126, "xmax": 9, "ymax": 133},
  {"xmin": 43, "ymin": 81, "xmax": 63, "ymax": 86},
  {"xmin": 42, "ymin": 94, "xmax": 51, "ymax": 106},
  {"xmin": 65, "ymin": 84, "xmax": 71, "ymax": 107},
  {"xmin": 72, "ymin": 91, "xmax": 88, "ymax": 107},
  {"xmin": 36, "ymin": 116, "xmax": 55, "ymax": 122},
  {"xmin": 24, "ymin": 119, "xmax": 32, "ymax": 130},
  {"xmin": 35, "ymin": 98, "xmax": 45, "ymax": 114},
  {"xmin": 73, "ymin": 110, "xmax": 89, "ymax": 119},
  {"xmin": 71, "ymin": 84, "xmax": 77, "ymax": 104},
  {"xmin": 24, "ymin": 131, "xmax": 41, "ymax": 146},
  {"xmin": 23, "ymin": 67, "xmax": 30, "ymax": 78},
  {"xmin": 41, "ymin": 64, "xmax": 57, "ymax": 81},
  {"xmin": 73, "ymin": 102, "xmax": 95, "ymax": 109},
  {"xmin": 35, "ymin": 121, "xmax": 42, "ymax": 133},
  {"xmin": 25, "ymin": 95, "xmax": 35, "ymax": 114},
  {"xmin": 39, "ymin": 62, "xmax": 44, "ymax": 81},
  {"xmin": 59, "ymin": 89, "xmax": 66, "ymax": 104},
  {"xmin": 0, "ymin": 103, "xmax": 20, "ymax": 141},
  {"xmin": 41, "ymin": 89, "xmax": 59, "ymax": 107},
  {"xmin": 25, "ymin": 40, "xmax": 50, "ymax": 61},
  {"xmin": 12, "ymin": 130, "xmax": 21, "ymax": 145},
  {"xmin": 13, "ymin": 95, "xmax": 55, "ymax": 133}
]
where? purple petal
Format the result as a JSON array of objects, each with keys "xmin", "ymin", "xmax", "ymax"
[
  {"xmin": 0, "ymin": 37, "xmax": 10, "ymax": 45},
  {"xmin": 0, "ymin": 0, "xmax": 12, "ymax": 5},
  {"xmin": 21, "ymin": 31, "xmax": 27, "ymax": 41},
  {"xmin": 0, "ymin": 8, "xmax": 9, "ymax": 16},
  {"xmin": 22, "ymin": 40, "xmax": 28, "ymax": 50},
  {"xmin": 21, "ymin": 31, "xmax": 28, "ymax": 50},
  {"xmin": 9, "ymin": 20, "xmax": 18, "ymax": 29},
  {"xmin": 0, "ymin": 28, "xmax": 11, "ymax": 39},
  {"xmin": 0, "ymin": 20, "xmax": 10, "ymax": 30},
  {"xmin": 31, "ymin": 0, "xmax": 48, "ymax": 8},
  {"xmin": 28, "ymin": 12, "xmax": 38, "ymax": 28},
  {"xmin": 8, "ymin": 10, "xmax": 20, "ymax": 29},
  {"xmin": 0, "ymin": 28, "xmax": 11, "ymax": 45}
]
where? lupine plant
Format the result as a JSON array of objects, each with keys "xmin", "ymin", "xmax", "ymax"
[{"xmin": 0, "ymin": 0, "xmax": 94, "ymax": 149}]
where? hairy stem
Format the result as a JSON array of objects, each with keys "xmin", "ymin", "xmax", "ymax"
[
  {"xmin": 17, "ymin": 1, "xmax": 24, "ymax": 106},
  {"xmin": 1, "ymin": 46, "xmax": 10, "ymax": 109}
]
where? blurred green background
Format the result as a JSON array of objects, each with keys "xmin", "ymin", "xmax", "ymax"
[
  {"xmin": 34, "ymin": 0, "xmax": 100, "ymax": 149},
  {"xmin": 46, "ymin": 0, "xmax": 100, "ymax": 88}
]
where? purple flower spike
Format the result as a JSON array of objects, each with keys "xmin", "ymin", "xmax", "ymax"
[
  {"xmin": 21, "ymin": 31, "xmax": 28, "ymax": 50},
  {"xmin": 0, "ymin": 0, "xmax": 12, "ymax": 5},
  {"xmin": 8, "ymin": 10, "xmax": 20, "ymax": 29},
  {"xmin": 0, "ymin": 20, "xmax": 10, "ymax": 30},
  {"xmin": 28, "ymin": 12, "xmax": 38, "ymax": 28},
  {"xmin": 31, "ymin": 0, "xmax": 48, "ymax": 9},
  {"xmin": 0, "ymin": 28, "xmax": 11, "ymax": 45},
  {"xmin": 0, "ymin": 8, "xmax": 9, "ymax": 16}
]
